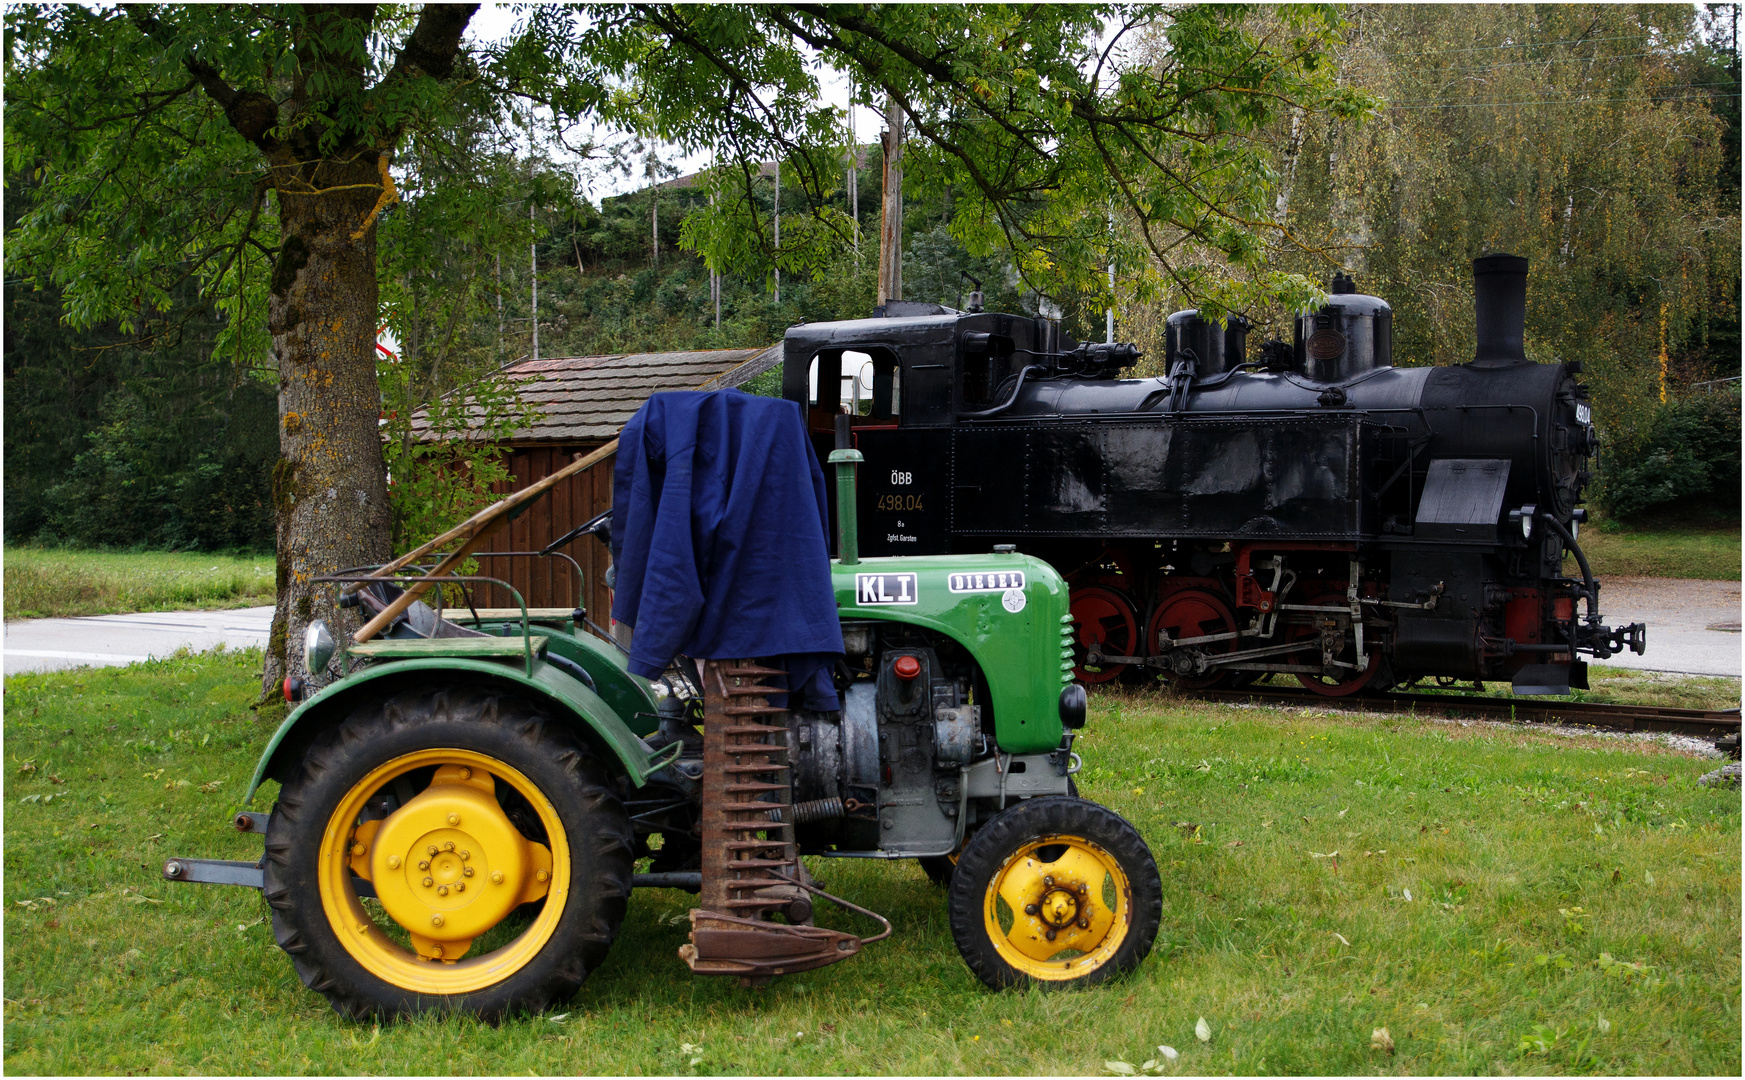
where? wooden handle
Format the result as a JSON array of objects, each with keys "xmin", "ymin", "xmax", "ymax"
[
  {"xmin": 353, "ymin": 516, "xmax": 510, "ymax": 643},
  {"xmin": 357, "ymin": 438, "xmax": 620, "ymax": 587}
]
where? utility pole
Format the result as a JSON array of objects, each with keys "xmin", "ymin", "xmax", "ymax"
[
  {"xmin": 530, "ymin": 199, "xmax": 539, "ymax": 363},
  {"xmin": 710, "ymin": 186, "xmax": 721, "ymax": 329},
  {"xmin": 773, "ymin": 158, "xmax": 781, "ymax": 305},
  {"xmin": 1106, "ymin": 206, "xmax": 1116, "ymax": 344},
  {"xmin": 648, "ymin": 149, "xmax": 659, "ymax": 271},
  {"xmin": 848, "ymin": 92, "xmax": 859, "ymax": 266},
  {"xmin": 877, "ymin": 94, "xmax": 904, "ymax": 306},
  {"xmin": 494, "ymin": 253, "xmax": 503, "ymax": 364}
]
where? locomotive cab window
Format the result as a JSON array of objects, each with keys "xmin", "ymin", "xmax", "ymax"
[{"xmin": 806, "ymin": 348, "xmax": 902, "ymax": 423}]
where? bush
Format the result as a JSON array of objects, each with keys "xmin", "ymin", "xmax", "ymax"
[{"xmin": 1598, "ymin": 390, "xmax": 1742, "ymax": 521}]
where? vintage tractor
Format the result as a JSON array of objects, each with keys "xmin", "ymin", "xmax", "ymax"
[{"xmin": 164, "ymin": 415, "xmax": 1161, "ymax": 1019}]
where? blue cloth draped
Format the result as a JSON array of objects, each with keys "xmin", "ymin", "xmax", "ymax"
[{"xmin": 609, "ymin": 390, "xmax": 842, "ymax": 709}]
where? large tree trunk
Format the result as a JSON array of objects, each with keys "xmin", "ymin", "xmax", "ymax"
[{"xmin": 261, "ymin": 150, "xmax": 394, "ymax": 697}]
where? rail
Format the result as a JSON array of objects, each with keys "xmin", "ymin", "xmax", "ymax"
[{"xmin": 1184, "ymin": 683, "xmax": 1740, "ymax": 742}]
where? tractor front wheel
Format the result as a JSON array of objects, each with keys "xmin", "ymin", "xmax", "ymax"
[
  {"xmin": 261, "ymin": 685, "xmax": 633, "ymax": 1020},
  {"xmin": 947, "ymin": 797, "xmax": 1160, "ymax": 989}
]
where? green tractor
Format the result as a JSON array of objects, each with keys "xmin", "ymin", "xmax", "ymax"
[{"xmin": 165, "ymin": 417, "xmax": 1161, "ymax": 1019}]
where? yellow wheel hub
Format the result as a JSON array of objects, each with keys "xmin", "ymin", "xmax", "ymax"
[
  {"xmin": 983, "ymin": 834, "xmax": 1131, "ymax": 980},
  {"xmin": 319, "ymin": 749, "xmax": 566, "ymax": 995}
]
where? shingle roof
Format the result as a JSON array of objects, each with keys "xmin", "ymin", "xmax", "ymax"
[{"xmin": 409, "ymin": 345, "xmax": 782, "ymax": 444}]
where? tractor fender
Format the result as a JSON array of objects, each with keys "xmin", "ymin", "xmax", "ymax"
[{"xmin": 244, "ymin": 657, "xmax": 667, "ymax": 803}]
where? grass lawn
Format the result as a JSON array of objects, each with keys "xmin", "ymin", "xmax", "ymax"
[
  {"xmin": 1574, "ymin": 516, "xmax": 1740, "ymax": 581},
  {"xmin": 2, "ymin": 547, "xmax": 275, "ymax": 620},
  {"xmin": 3, "ymin": 651, "xmax": 1738, "ymax": 1075}
]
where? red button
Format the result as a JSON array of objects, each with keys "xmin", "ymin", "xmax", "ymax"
[{"xmin": 893, "ymin": 656, "xmax": 921, "ymax": 680}]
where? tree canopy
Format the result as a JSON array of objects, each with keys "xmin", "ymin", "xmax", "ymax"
[{"xmin": 4, "ymin": 2, "xmax": 1371, "ymax": 691}]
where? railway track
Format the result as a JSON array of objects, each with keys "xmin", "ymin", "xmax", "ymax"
[{"xmin": 1185, "ymin": 684, "xmax": 1742, "ymax": 745}]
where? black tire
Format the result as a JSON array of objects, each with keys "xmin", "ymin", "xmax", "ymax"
[
  {"xmin": 261, "ymin": 685, "xmax": 634, "ymax": 1020},
  {"xmin": 947, "ymin": 796, "xmax": 1160, "ymax": 990}
]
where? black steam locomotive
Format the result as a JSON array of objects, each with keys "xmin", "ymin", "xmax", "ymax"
[{"xmin": 779, "ymin": 256, "xmax": 1646, "ymax": 697}]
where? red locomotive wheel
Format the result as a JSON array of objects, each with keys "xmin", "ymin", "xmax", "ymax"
[
  {"xmin": 1069, "ymin": 586, "xmax": 1140, "ymax": 684},
  {"xmin": 1289, "ymin": 593, "xmax": 1383, "ymax": 698},
  {"xmin": 1146, "ymin": 589, "xmax": 1237, "ymax": 690}
]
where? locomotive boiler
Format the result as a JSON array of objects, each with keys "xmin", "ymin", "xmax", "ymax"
[{"xmin": 779, "ymin": 255, "xmax": 1646, "ymax": 697}]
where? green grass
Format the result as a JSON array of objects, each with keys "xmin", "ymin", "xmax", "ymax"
[
  {"xmin": 2, "ymin": 546, "xmax": 275, "ymax": 620},
  {"xmin": 4, "ymin": 652, "xmax": 1739, "ymax": 1075},
  {"xmin": 1574, "ymin": 516, "xmax": 1740, "ymax": 581}
]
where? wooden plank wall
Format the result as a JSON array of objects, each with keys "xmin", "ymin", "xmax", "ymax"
[{"xmin": 467, "ymin": 442, "xmax": 615, "ymax": 623}]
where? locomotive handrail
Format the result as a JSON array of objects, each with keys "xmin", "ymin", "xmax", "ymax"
[{"xmin": 959, "ymin": 364, "xmax": 1046, "ymax": 419}]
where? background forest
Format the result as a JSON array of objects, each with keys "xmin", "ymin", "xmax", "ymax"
[{"xmin": 4, "ymin": 3, "xmax": 1739, "ymax": 552}]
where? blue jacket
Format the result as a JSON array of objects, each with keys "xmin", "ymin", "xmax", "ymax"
[{"xmin": 610, "ymin": 390, "xmax": 842, "ymax": 707}]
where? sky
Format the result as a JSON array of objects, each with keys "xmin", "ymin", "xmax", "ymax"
[
  {"xmin": 464, "ymin": 4, "xmax": 882, "ymax": 202},
  {"xmin": 461, "ymin": 4, "xmax": 1130, "ymax": 202}
]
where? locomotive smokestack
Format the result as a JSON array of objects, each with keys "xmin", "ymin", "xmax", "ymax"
[{"xmin": 1472, "ymin": 254, "xmax": 1529, "ymax": 365}]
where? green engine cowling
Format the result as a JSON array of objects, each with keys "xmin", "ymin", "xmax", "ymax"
[{"xmin": 833, "ymin": 552, "xmax": 1073, "ymax": 755}]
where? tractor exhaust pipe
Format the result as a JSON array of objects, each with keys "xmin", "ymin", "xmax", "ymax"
[
  {"xmin": 1472, "ymin": 254, "xmax": 1530, "ymax": 366},
  {"xmin": 829, "ymin": 413, "xmax": 863, "ymax": 565}
]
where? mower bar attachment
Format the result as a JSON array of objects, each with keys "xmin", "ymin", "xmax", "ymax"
[{"xmin": 679, "ymin": 909, "xmax": 863, "ymax": 980}]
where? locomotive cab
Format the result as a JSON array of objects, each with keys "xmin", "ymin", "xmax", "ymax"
[{"xmin": 782, "ymin": 305, "xmax": 1060, "ymax": 557}]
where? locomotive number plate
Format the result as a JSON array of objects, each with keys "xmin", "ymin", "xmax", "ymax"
[
  {"xmin": 855, "ymin": 573, "xmax": 919, "ymax": 605},
  {"xmin": 947, "ymin": 571, "xmax": 1026, "ymax": 593},
  {"xmin": 1305, "ymin": 328, "xmax": 1346, "ymax": 360}
]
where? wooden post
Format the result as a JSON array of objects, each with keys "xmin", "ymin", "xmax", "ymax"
[{"xmin": 877, "ymin": 95, "xmax": 904, "ymax": 307}]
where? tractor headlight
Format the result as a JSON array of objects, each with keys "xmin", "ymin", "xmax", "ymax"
[
  {"xmin": 1059, "ymin": 683, "xmax": 1087, "ymax": 729},
  {"xmin": 303, "ymin": 619, "xmax": 335, "ymax": 675}
]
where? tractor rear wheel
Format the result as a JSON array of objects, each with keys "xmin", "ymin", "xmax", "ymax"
[
  {"xmin": 947, "ymin": 796, "xmax": 1160, "ymax": 989},
  {"xmin": 261, "ymin": 685, "xmax": 633, "ymax": 1020}
]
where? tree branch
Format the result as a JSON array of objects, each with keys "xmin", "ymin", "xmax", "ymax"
[
  {"xmin": 373, "ymin": 2, "xmax": 479, "ymax": 120},
  {"xmin": 124, "ymin": 6, "xmax": 282, "ymax": 151}
]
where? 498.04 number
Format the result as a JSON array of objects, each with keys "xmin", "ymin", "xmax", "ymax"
[{"xmin": 876, "ymin": 493, "xmax": 925, "ymax": 512}]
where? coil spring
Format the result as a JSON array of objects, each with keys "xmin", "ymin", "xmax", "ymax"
[{"xmin": 791, "ymin": 797, "xmax": 845, "ymax": 826}]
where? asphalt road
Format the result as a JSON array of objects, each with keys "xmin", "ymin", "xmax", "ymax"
[
  {"xmin": 1593, "ymin": 576, "xmax": 1741, "ymax": 679},
  {"xmin": 3, "ymin": 606, "xmax": 274, "ymax": 676},
  {"xmin": 2, "ymin": 576, "xmax": 1739, "ymax": 680}
]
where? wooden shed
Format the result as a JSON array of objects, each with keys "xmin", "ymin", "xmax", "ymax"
[{"xmin": 408, "ymin": 346, "xmax": 781, "ymax": 622}]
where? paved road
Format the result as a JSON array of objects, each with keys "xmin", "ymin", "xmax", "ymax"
[
  {"xmin": 1595, "ymin": 576, "xmax": 1740, "ymax": 679},
  {"xmin": 3, "ymin": 606, "xmax": 274, "ymax": 676},
  {"xmin": 1, "ymin": 576, "xmax": 1738, "ymax": 680}
]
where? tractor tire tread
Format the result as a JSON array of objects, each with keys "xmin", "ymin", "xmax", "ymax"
[
  {"xmin": 947, "ymin": 796, "xmax": 1161, "ymax": 991},
  {"xmin": 260, "ymin": 684, "xmax": 632, "ymax": 1021}
]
